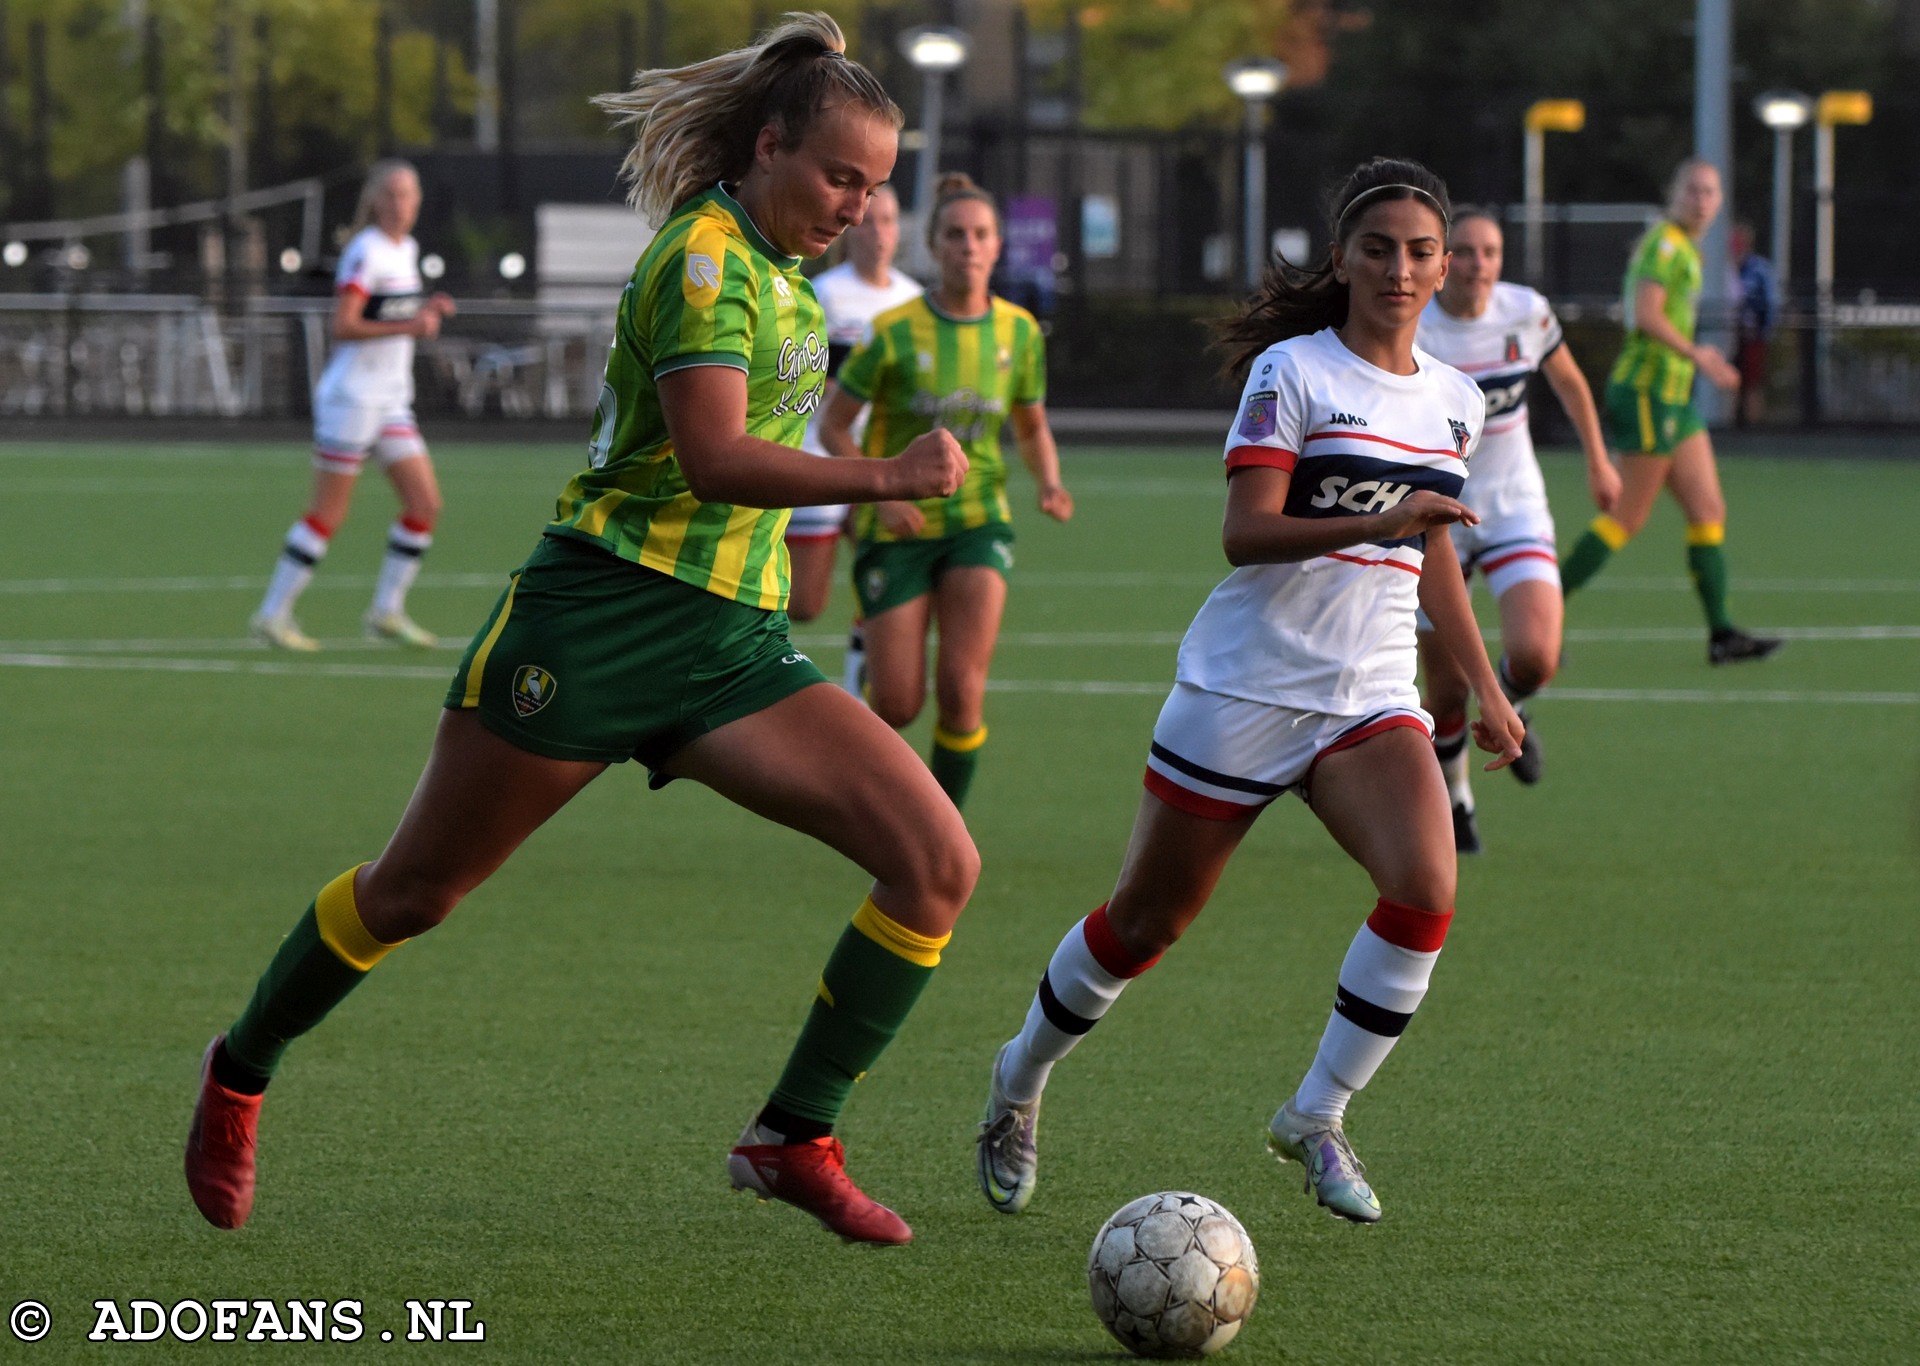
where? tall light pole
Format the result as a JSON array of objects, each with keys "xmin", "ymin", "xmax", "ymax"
[
  {"xmin": 475, "ymin": 0, "xmax": 500, "ymax": 151},
  {"xmin": 1224, "ymin": 58, "xmax": 1287, "ymax": 288},
  {"xmin": 899, "ymin": 26, "xmax": 970, "ymax": 223},
  {"xmin": 1813, "ymin": 90, "xmax": 1872, "ymax": 312},
  {"xmin": 1752, "ymin": 91, "xmax": 1812, "ymax": 292},
  {"xmin": 1522, "ymin": 99, "xmax": 1584, "ymax": 286}
]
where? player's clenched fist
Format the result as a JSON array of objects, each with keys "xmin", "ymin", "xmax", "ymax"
[{"xmin": 886, "ymin": 428, "xmax": 969, "ymax": 501}]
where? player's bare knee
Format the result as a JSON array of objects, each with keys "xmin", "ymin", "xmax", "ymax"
[
  {"xmin": 1507, "ymin": 649, "xmax": 1555, "ymax": 693},
  {"xmin": 357, "ymin": 865, "xmax": 462, "ymax": 940},
  {"xmin": 869, "ymin": 692, "xmax": 923, "ymax": 729},
  {"xmin": 1392, "ymin": 871, "xmax": 1456, "ymax": 918}
]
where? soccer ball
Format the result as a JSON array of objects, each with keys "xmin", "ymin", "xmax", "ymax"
[{"xmin": 1087, "ymin": 1191, "xmax": 1260, "ymax": 1358}]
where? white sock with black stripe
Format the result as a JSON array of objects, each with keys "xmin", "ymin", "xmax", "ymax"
[
  {"xmin": 258, "ymin": 517, "xmax": 330, "ymax": 620},
  {"xmin": 1291, "ymin": 898, "xmax": 1452, "ymax": 1122},
  {"xmin": 1432, "ymin": 714, "xmax": 1472, "ymax": 809},
  {"xmin": 370, "ymin": 518, "xmax": 432, "ymax": 619},
  {"xmin": 1000, "ymin": 903, "xmax": 1160, "ymax": 1105}
]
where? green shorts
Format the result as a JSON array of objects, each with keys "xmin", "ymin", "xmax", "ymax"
[
  {"xmin": 852, "ymin": 522, "xmax": 1014, "ymax": 617},
  {"xmin": 1603, "ymin": 380, "xmax": 1707, "ymax": 456},
  {"xmin": 445, "ymin": 534, "xmax": 827, "ymax": 771}
]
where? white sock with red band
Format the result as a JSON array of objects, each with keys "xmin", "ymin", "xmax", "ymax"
[
  {"xmin": 1291, "ymin": 898, "xmax": 1453, "ymax": 1122},
  {"xmin": 370, "ymin": 516, "xmax": 432, "ymax": 619},
  {"xmin": 999, "ymin": 903, "xmax": 1161, "ymax": 1105},
  {"xmin": 259, "ymin": 516, "xmax": 331, "ymax": 620}
]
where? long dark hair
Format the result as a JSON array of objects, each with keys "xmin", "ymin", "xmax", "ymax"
[{"xmin": 1212, "ymin": 157, "xmax": 1453, "ymax": 380}]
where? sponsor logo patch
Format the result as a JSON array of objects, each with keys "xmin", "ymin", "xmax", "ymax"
[
  {"xmin": 511, "ymin": 664, "xmax": 558, "ymax": 717},
  {"xmin": 1237, "ymin": 389, "xmax": 1278, "ymax": 441}
]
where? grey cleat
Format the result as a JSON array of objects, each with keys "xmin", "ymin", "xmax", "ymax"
[{"xmin": 976, "ymin": 1042, "xmax": 1041, "ymax": 1214}]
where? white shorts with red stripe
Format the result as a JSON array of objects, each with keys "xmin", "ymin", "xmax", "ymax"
[
  {"xmin": 1455, "ymin": 503, "xmax": 1560, "ymax": 598},
  {"xmin": 313, "ymin": 398, "xmax": 427, "ymax": 475},
  {"xmin": 1144, "ymin": 682, "xmax": 1433, "ymax": 819},
  {"xmin": 785, "ymin": 502, "xmax": 851, "ymax": 542}
]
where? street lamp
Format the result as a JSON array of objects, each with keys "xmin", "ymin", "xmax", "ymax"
[
  {"xmin": 1224, "ymin": 57, "xmax": 1288, "ymax": 288},
  {"xmin": 1752, "ymin": 91, "xmax": 1812, "ymax": 291},
  {"xmin": 899, "ymin": 26, "xmax": 971, "ymax": 225},
  {"xmin": 1522, "ymin": 99, "xmax": 1585, "ymax": 286}
]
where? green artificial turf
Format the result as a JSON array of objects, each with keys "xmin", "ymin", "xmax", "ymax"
[{"xmin": 0, "ymin": 440, "xmax": 1915, "ymax": 1363}]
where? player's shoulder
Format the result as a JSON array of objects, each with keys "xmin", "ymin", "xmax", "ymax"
[
  {"xmin": 990, "ymin": 295, "xmax": 1042, "ymax": 332},
  {"xmin": 866, "ymin": 294, "xmax": 926, "ymax": 334},
  {"xmin": 1414, "ymin": 343, "xmax": 1486, "ymax": 405},
  {"xmin": 1491, "ymin": 280, "xmax": 1548, "ymax": 320}
]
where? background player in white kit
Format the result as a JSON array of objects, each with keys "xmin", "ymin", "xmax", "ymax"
[
  {"xmin": 975, "ymin": 160, "xmax": 1525, "ymax": 1226},
  {"xmin": 787, "ymin": 183, "xmax": 919, "ymax": 663},
  {"xmin": 1414, "ymin": 208, "xmax": 1617, "ymax": 852},
  {"xmin": 250, "ymin": 159, "xmax": 455, "ymax": 651}
]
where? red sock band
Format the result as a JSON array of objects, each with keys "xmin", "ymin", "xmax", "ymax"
[
  {"xmin": 399, "ymin": 514, "xmax": 435, "ymax": 535},
  {"xmin": 1083, "ymin": 903, "xmax": 1161, "ymax": 979},
  {"xmin": 1365, "ymin": 897, "xmax": 1454, "ymax": 953},
  {"xmin": 301, "ymin": 514, "xmax": 336, "ymax": 539}
]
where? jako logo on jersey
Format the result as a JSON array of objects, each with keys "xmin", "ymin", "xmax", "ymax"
[
  {"xmin": 1309, "ymin": 477, "xmax": 1413, "ymax": 512},
  {"xmin": 511, "ymin": 665, "xmax": 557, "ymax": 717},
  {"xmin": 1449, "ymin": 419, "xmax": 1471, "ymax": 457},
  {"xmin": 1329, "ymin": 411, "xmax": 1368, "ymax": 427}
]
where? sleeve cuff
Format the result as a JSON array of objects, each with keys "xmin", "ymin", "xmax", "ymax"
[
  {"xmin": 652, "ymin": 352, "xmax": 751, "ymax": 380},
  {"xmin": 337, "ymin": 283, "xmax": 369, "ymax": 299},
  {"xmin": 1225, "ymin": 446, "xmax": 1297, "ymax": 475}
]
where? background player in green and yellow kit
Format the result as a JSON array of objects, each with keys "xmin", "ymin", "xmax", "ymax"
[
  {"xmin": 182, "ymin": 14, "xmax": 977, "ymax": 1248},
  {"xmin": 819, "ymin": 172, "xmax": 1072, "ymax": 809},
  {"xmin": 1559, "ymin": 159, "xmax": 1781, "ymax": 664}
]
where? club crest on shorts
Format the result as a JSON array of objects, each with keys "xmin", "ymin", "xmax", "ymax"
[
  {"xmin": 511, "ymin": 665, "xmax": 557, "ymax": 717},
  {"xmin": 863, "ymin": 567, "xmax": 889, "ymax": 602},
  {"xmin": 1449, "ymin": 418, "xmax": 1471, "ymax": 459}
]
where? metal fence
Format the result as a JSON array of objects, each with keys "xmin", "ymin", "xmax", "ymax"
[{"xmin": 6, "ymin": 292, "xmax": 1920, "ymax": 428}]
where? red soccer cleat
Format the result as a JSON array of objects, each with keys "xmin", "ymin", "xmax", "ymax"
[
  {"xmin": 185, "ymin": 1035, "xmax": 263, "ymax": 1229},
  {"xmin": 727, "ymin": 1135, "xmax": 913, "ymax": 1245}
]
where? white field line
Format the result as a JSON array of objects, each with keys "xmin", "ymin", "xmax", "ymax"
[
  {"xmin": 6, "ymin": 624, "xmax": 1917, "ymax": 657},
  {"xmin": 2, "ymin": 649, "xmax": 1916, "ymax": 705},
  {"xmin": 3, "ymin": 569, "xmax": 1918, "ymax": 596}
]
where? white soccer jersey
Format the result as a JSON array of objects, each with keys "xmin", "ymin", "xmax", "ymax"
[
  {"xmin": 1176, "ymin": 327, "xmax": 1484, "ymax": 715},
  {"xmin": 1415, "ymin": 281, "xmax": 1563, "ymax": 518},
  {"xmin": 315, "ymin": 227, "xmax": 424, "ymax": 409},
  {"xmin": 802, "ymin": 261, "xmax": 921, "ymax": 457}
]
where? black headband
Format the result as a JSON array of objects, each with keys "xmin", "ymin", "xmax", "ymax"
[{"xmin": 1335, "ymin": 183, "xmax": 1449, "ymax": 237}]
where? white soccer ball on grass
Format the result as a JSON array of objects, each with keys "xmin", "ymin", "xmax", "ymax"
[{"xmin": 1087, "ymin": 1191, "xmax": 1260, "ymax": 1358}]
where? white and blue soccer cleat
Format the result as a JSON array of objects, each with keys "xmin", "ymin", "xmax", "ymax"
[
  {"xmin": 1267, "ymin": 1100, "xmax": 1382, "ymax": 1224},
  {"xmin": 976, "ymin": 1042, "xmax": 1041, "ymax": 1214}
]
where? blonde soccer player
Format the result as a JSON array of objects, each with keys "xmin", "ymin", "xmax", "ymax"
[
  {"xmin": 251, "ymin": 159, "xmax": 455, "ymax": 651},
  {"xmin": 187, "ymin": 14, "xmax": 975, "ymax": 1247},
  {"xmin": 1559, "ymin": 159, "xmax": 1780, "ymax": 664},
  {"xmin": 818, "ymin": 172, "xmax": 1071, "ymax": 810},
  {"xmin": 975, "ymin": 159, "xmax": 1524, "ymax": 1225},
  {"xmin": 1413, "ymin": 207, "xmax": 1619, "ymax": 852}
]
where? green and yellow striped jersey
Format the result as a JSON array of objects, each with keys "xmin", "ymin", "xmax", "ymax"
[
  {"xmin": 548, "ymin": 185, "xmax": 828, "ymax": 610},
  {"xmin": 1609, "ymin": 220, "xmax": 1702, "ymax": 404},
  {"xmin": 837, "ymin": 294, "xmax": 1046, "ymax": 542}
]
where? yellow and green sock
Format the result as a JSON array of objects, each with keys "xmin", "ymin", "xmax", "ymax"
[
  {"xmin": 1685, "ymin": 521, "xmax": 1733, "ymax": 632},
  {"xmin": 1560, "ymin": 514, "xmax": 1630, "ymax": 596},
  {"xmin": 220, "ymin": 865, "xmax": 405, "ymax": 1087},
  {"xmin": 929, "ymin": 723, "xmax": 987, "ymax": 810},
  {"xmin": 761, "ymin": 897, "xmax": 949, "ymax": 1137}
]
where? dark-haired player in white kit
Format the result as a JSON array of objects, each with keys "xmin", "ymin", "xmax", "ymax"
[
  {"xmin": 1414, "ymin": 209, "xmax": 1617, "ymax": 852},
  {"xmin": 977, "ymin": 161, "xmax": 1524, "ymax": 1227}
]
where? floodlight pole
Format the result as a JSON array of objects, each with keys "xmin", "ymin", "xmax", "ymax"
[
  {"xmin": 1769, "ymin": 125, "xmax": 1795, "ymax": 290},
  {"xmin": 1693, "ymin": 0, "xmax": 1733, "ymax": 424},
  {"xmin": 915, "ymin": 65, "xmax": 948, "ymax": 222},
  {"xmin": 475, "ymin": 0, "xmax": 500, "ymax": 151},
  {"xmin": 1521, "ymin": 101, "xmax": 1583, "ymax": 288},
  {"xmin": 1241, "ymin": 97, "xmax": 1268, "ymax": 288}
]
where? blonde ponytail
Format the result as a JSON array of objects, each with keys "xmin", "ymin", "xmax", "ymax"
[
  {"xmin": 594, "ymin": 11, "xmax": 901, "ymax": 225},
  {"xmin": 926, "ymin": 171, "xmax": 998, "ymax": 247}
]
